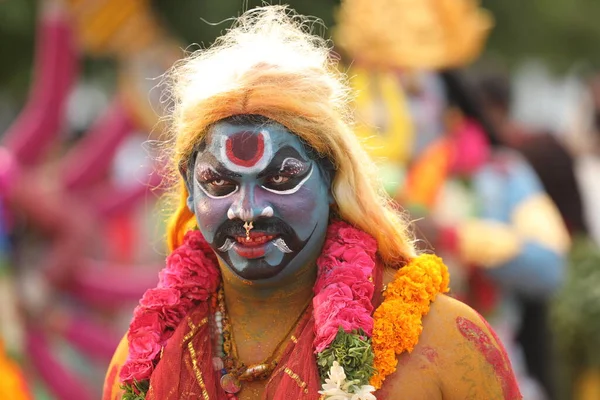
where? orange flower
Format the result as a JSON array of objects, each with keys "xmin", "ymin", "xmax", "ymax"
[
  {"xmin": 370, "ymin": 254, "xmax": 449, "ymax": 388},
  {"xmin": 0, "ymin": 344, "xmax": 31, "ymax": 400}
]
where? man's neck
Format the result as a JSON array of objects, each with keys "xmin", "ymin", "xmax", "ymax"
[{"xmin": 219, "ymin": 262, "xmax": 316, "ymax": 365}]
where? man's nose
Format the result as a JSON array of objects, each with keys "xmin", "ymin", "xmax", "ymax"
[{"xmin": 227, "ymin": 184, "xmax": 274, "ymax": 221}]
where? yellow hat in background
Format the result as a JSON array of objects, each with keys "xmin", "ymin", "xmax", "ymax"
[{"xmin": 334, "ymin": 0, "xmax": 493, "ymax": 70}]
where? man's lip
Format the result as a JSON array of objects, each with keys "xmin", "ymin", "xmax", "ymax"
[
  {"xmin": 230, "ymin": 233, "xmax": 278, "ymax": 259},
  {"xmin": 232, "ymin": 242, "xmax": 268, "ymax": 259}
]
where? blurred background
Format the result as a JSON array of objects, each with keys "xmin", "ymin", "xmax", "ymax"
[{"xmin": 1, "ymin": 1, "xmax": 599, "ymax": 399}]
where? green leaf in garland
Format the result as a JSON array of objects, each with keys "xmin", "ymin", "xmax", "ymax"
[
  {"xmin": 317, "ymin": 327, "xmax": 376, "ymax": 387},
  {"xmin": 121, "ymin": 380, "xmax": 150, "ymax": 400}
]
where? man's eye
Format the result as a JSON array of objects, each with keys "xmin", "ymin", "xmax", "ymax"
[
  {"xmin": 210, "ymin": 179, "xmax": 228, "ymax": 187},
  {"xmin": 268, "ymin": 175, "xmax": 290, "ymax": 185},
  {"xmin": 199, "ymin": 179, "xmax": 238, "ymax": 197}
]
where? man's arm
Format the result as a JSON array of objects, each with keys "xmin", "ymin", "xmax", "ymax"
[
  {"xmin": 382, "ymin": 294, "xmax": 522, "ymax": 400},
  {"xmin": 457, "ymin": 152, "xmax": 570, "ymax": 298},
  {"xmin": 431, "ymin": 295, "xmax": 522, "ymax": 400},
  {"xmin": 102, "ymin": 335, "xmax": 128, "ymax": 400}
]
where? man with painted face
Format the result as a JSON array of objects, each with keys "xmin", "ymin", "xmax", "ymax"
[
  {"xmin": 103, "ymin": 6, "xmax": 521, "ymax": 400},
  {"xmin": 186, "ymin": 115, "xmax": 332, "ymax": 282}
]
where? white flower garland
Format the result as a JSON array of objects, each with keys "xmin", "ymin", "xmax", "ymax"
[{"xmin": 318, "ymin": 361, "xmax": 377, "ymax": 400}]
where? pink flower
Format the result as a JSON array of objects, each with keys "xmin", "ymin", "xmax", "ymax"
[
  {"xmin": 338, "ymin": 226, "xmax": 373, "ymax": 245},
  {"xmin": 315, "ymin": 283, "xmax": 353, "ymax": 304},
  {"xmin": 129, "ymin": 328, "xmax": 162, "ymax": 360},
  {"xmin": 314, "ymin": 289, "xmax": 353, "ymax": 328},
  {"xmin": 322, "ymin": 241, "xmax": 346, "ymax": 258},
  {"xmin": 164, "ymin": 249, "xmax": 218, "ymax": 284},
  {"xmin": 184, "ymin": 230, "xmax": 220, "ymax": 264},
  {"xmin": 139, "ymin": 288, "xmax": 180, "ymax": 311},
  {"xmin": 341, "ymin": 247, "xmax": 376, "ymax": 274},
  {"xmin": 127, "ymin": 311, "xmax": 164, "ymax": 363},
  {"xmin": 320, "ymin": 266, "xmax": 364, "ymax": 288},
  {"xmin": 325, "ymin": 220, "xmax": 348, "ymax": 237},
  {"xmin": 317, "ymin": 253, "xmax": 342, "ymax": 269},
  {"xmin": 159, "ymin": 244, "xmax": 220, "ymax": 300},
  {"xmin": 178, "ymin": 285, "xmax": 213, "ymax": 302},
  {"xmin": 314, "ymin": 257, "xmax": 345, "ymax": 293},
  {"xmin": 137, "ymin": 288, "xmax": 192, "ymax": 330},
  {"xmin": 351, "ymin": 279, "xmax": 375, "ymax": 302},
  {"xmin": 163, "ymin": 297, "xmax": 193, "ymax": 329},
  {"xmin": 317, "ymin": 267, "xmax": 374, "ymax": 304},
  {"xmin": 334, "ymin": 304, "xmax": 374, "ymax": 334},
  {"xmin": 314, "ymin": 300, "xmax": 374, "ymax": 352},
  {"xmin": 312, "ymin": 220, "xmax": 378, "ymax": 354},
  {"xmin": 130, "ymin": 310, "xmax": 164, "ymax": 334},
  {"xmin": 313, "ymin": 281, "xmax": 374, "ymax": 352},
  {"xmin": 119, "ymin": 358, "xmax": 154, "ymax": 384},
  {"xmin": 183, "ymin": 229, "xmax": 205, "ymax": 247},
  {"xmin": 315, "ymin": 324, "xmax": 349, "ymax": 353}
]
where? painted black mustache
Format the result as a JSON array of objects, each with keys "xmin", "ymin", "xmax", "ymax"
[{"xmin": 213, "ymin": 217, "xmax": 301, "ymax": 251}]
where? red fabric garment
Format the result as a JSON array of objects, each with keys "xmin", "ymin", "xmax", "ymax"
[
  {"xmin": 147, "ymin": 303, "xmax": 224, "ymax": 399},
  {"xmin": 147, "ymin": 303, "xmax": 321, "ymax": 399},
  {"xmin": 263, "ymin": 308, "xmax": 320, "ymax": 399}
]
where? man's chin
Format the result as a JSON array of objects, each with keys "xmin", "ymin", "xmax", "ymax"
[{"xmin": 217, "ymin": 239, "xmax": 294, "ymax": 281}]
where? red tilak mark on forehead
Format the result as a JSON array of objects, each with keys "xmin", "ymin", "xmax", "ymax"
[
  {"xmin": 456, "ymin": 316, "xmax": 521, "ymax": 400},
  {"xmin": 225, "ymin": 131, "xmax": 265, "ymax": 167}
]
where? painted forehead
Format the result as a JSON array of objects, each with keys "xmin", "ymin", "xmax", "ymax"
[{"xmin": 200, "ymin": 121, "xmax": 311, "ymax": 173}]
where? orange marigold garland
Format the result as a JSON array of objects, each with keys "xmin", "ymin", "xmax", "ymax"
[
  {"xmin": 370, "ymin": 254, "xmax": 450, "ymax": 388},
  {"xmin": 0, "ymin": 342, "xmax": 31, "ymax": 400}
]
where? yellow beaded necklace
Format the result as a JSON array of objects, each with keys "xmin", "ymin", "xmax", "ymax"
[{"xmin": 217, "ymin": 286, "xmax": 311, "ymax": 395}]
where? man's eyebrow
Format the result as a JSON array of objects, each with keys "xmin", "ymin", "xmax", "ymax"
[
  {"xmin": 196, "ymin": 153, "xmax": 242, "ymax": 179},
  {"xmin": 257, "ymin": 146, "xmax": 308, "ymax": 178}
]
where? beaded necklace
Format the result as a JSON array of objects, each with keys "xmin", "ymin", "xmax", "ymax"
[{"xmin": 214, "ymin": 285, "xmax": 311, "ymax": 396}]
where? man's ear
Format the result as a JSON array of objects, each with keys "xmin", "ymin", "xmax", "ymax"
[{"xmin": 179, "ymin": 164, "xmax": 196, "ymax": 214}]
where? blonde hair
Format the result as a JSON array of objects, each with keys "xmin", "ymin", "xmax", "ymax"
[{"xmin": 162, "ymin": 5, "xmax": 416, "ymax": 265}]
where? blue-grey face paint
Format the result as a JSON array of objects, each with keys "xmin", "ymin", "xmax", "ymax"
[{"xmin": 186, "ymin": 117, "xmax": 331, "ymax": 282}]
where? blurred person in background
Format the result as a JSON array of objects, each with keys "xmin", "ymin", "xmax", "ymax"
[
  {"xmin": 477, "ymin": 73, "xmax": 590, "ymax": 238},
  {"xmin": 478, "ymin": 71, "xmax": 600, "ymax": 400},
  {"xmin": 406, "ymin": 71, "xmax": 569, "ymax": 400},
  {"xmin": 333, "ymin": 1, "xmax": 571, "ymax": 399},
  {"xmin": 0, "ymin": 0, "xmax": 176, "ymax": 398},
  {"xmin": 477, "ymin": 72, "xmax": 587, "ymax": 399}
]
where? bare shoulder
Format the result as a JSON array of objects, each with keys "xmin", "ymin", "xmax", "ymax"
[
  {"xmin": 380, "ymin": 295, "xmax": 522, "ymax": 400},
  {"xmin": 424, "ymin": 295, "xmax": 521, "ymax": 400}
]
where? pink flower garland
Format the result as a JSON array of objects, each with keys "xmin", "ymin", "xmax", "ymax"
[
  {"xmin": 119, "ymin": 221, "xmax": 378, "ymax": 387},
  {"xmin": 313, "ymin": 221, "xmax": 378, "ymax": 353},
  {"xmin": 120, "ymin": 230, "xmax": 220, "ymax": 385}
]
